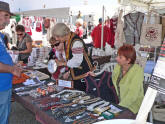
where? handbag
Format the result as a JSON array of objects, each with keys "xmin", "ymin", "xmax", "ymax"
[{"xmin": 140, "ymin": 14, "xmax": 162, "ymax": 47}]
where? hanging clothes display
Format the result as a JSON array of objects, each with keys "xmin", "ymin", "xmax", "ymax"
[
  {"xmin": 91, "ymin": 24, "xmax": 111, "ymax": 48},
  {"xmin": 36, "ymin": 21, "xmax": 42, "ymax": 32},
  {"xmin": 47, "ymin": 18, "xmax": 56, "ymax": 41},
  {"xmin": 108, "ymin": 17, "xmax": 118, "ymax": 48},
  {"xmin": 140, "ymin": 14, "xmax": 162, "ymax": 47},
  {"xmin": 44, "ymin": 18, "xmax": 50, "ymax": 29},
  {"xmin": 85, "ymin": 71, "xmax": 119, "ymax": 103},
  {"xmin": 114, "ymin": 10, "xmax": 126, "ymax": 48},
  {"xmin": 22, "ymin": 17, "xmax": 32, "ymax": 36},
  {"xmin": 123, "ymin": 12, "xmax": 144, "ymax": 45}
]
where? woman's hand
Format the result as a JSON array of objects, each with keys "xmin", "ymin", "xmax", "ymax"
[
  {"xmin": 85, "ymin": 71, "xmax": 96, "ymax": 77},
  {"xmin": 13, "ymin": 50, "xmax": 19, "ymax": 54},
  {"xmin": 55, "ymin": 59, "xmax": 66, "ymax": 67},
  {"xmin": 63, "ymin": 71, "xmax": 70, "ymax": 80}
]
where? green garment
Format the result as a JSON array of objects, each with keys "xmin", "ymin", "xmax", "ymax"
[{"xmin": 112, "ymin": 64, "xmax": 144, "ymax": 114}]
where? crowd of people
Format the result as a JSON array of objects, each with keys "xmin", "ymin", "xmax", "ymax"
[{"xmin": 0, "ymin": 1, "xmax": 145, "ymax": 124}]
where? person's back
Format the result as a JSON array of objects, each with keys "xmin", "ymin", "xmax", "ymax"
[{"xmin": 91, "ymin": 18, "xmax": 110, "ymax": 48}]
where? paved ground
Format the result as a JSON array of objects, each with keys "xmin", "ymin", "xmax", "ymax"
[
  {"xmin": 9, "ymin": 102, "xmax": 40, "ymax": 124},
  {"xmin": 9, "ymin": 101, "xmax": 165, "ymax": 124}
]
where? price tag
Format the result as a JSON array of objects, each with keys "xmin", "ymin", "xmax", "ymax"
[{"xmin": 57, "ymin": 79, "xmax": 73, "ymax": 88}]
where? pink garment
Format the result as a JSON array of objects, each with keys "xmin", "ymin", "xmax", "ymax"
[{"xmin": 75, "ymin": 26, "xmax": 83, "ymax": 38}]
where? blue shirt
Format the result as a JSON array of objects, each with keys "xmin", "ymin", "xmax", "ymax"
[{"xmin": 0, "ymin": 33, "xmax": 13, "ymax": 91}]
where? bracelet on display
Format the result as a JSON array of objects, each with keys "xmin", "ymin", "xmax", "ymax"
[
  {"xmin": 29, "ymin": 90, "xmax": 41, "ymax": 98},
  {"xmin": 81, "ymin": 118, "xmax": 98, "ymax": 124},
  {"xmin": 87, "ymin": 100, "xmax": 106, "ymax": 111},
  {"xmin": 51, "ymin": 102, "xmax": 74, "ymax": 110},
  {"xmin": 64, "ymin": 92, "xmax": 84, "ymax": 100},
  {"xmin": 79, "ymin": 97, "xmax": 101, "ymax": 105},
  {"xmin": 97, "ymin": 101, "xmax": 109, "ymax": 109},
  {"xmin": 64, "ymin": 113, "xmax": 87, "ymax": 123},
  {"xmin": 50, "ymin": 89, "xmax": 84, "ymax": 98},
  {"xmin": 94, "ymin": 106, "xmax": 110, "ymax": 115},
  {"xmin": 73, "ymin": 117, "xmax": 98, "ymax": 124},
  {"xmin": 73, "ymin": 95, "xmax": 91, "ymax": 103},
  {"xmin": 108, "ymin": 104, "xmax": 123, "ymax": 115},
  {"xmin": 66, "ymin": 107, "xmax": 86, "ymax": 118},
  {"xmin": 54, "ymin": 107, "xmax": 88, "ymax": 120}
]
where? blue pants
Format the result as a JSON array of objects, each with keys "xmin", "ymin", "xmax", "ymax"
[{"xmin": 0, "ymin": 89, "xmax": 12, "ymax": 124}]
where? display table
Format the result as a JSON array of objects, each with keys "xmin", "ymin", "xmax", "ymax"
[
  {"xmin": 12, "ymin": 83, "xmax": 136, "ymax": 124},
  {"xmin": 13, "ymin": 92, "xmax": 61, "ymax": 124}
]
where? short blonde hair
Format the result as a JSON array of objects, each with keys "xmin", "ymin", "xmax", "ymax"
[
  {"xmin": 52, "ymin": 23, "xmax": 70, "ymax": 37},
  {"xmin": 76, "ymin": 18, "xmax": 83, "ymax": 26}
]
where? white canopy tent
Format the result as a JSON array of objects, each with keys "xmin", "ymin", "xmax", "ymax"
[
  {"xmin": 15, "ymin": 7, "xmax": 70, "ymax": 18},
  {"xmin": 118, "ymin": 0, "xmax": 165, "ymax": 14}
]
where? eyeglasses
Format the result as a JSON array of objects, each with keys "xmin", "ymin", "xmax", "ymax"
[
  {"xmin": 51, "ymin": 42, "xmax": 60, "ymax": 48},
  {"xmin": 17, "ymin": 33, "xmax": 24, "ymax": 36}
]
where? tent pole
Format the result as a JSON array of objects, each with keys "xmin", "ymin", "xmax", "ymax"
[{"xmin": 101, "ymin": 5, "xmax": 104, "ymax": 50}]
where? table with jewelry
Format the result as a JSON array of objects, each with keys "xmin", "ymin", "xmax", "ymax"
[{"xmin": 12, "ymin": 77, "xmax": 135, "ymax": 124}]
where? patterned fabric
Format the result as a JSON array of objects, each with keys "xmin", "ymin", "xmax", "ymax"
[
  {"xmin": 85, "ymin": 71, "xmax": 118, "ymax": 103},
  {"xmin": 66, "ymin": 32, "xmax": 95, "ymax": 80},
  {"xmin": 140, "ymin": 24, "xmax": 162, "ymax": 47},
  {"xmin": 114, "ymin": 10, "xmax": 126, "ymax": 48},
  {"xmin": 22, "ymin": 17, "xmax": 32, "ymax": 35},
  {"xmin": 124, "ymin": 12, "xmax": 144, "ymax": 45},
  {"xmin": 108, "ymin": 17, "xmax": 118, "ymax": 48}
]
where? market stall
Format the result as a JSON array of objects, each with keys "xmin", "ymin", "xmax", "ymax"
[{"xmin": 12, "ymin": 76, "xmax": 134, "ymax": 124}]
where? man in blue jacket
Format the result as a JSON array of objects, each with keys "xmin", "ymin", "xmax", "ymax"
[{"xmin": 0, "ymin": 1, "xmax": 22, "ymax": 124}]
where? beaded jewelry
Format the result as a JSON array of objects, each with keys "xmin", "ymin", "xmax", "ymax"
[
  {"xmin": 79, "ymin": 97, "xmax": 101, "ymax": 105},
  {"xmin": 87, "ymin": 100, "xmax": 106, "ymax": 111}
]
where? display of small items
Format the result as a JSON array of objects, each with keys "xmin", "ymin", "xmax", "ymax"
[
  {"xmin": 47, "ymin": 90, "xmax": 123, "ymax": 123},
  {"xmin": 20, "ymin": 88, "xmax": 123, "ymax": 123},
  {"xmin": 29, "ymin": 85, "xmax": 63, "ymax": 98}
]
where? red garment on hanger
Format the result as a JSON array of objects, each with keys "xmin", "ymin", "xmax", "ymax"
[
  {"xmin": 23, "ymin": 18, "xmax": 32, "ymax": 36},
  {"xmin": 36, "ymin": 21, "xmax": 42, "ymax": 32},
  {"xmin": 107, "ymin": 18, "xmax": 118, "ymax": 48},
  {"xmin": 91, "ymin": 24, "xmax": 111, "ymax": 48}
]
